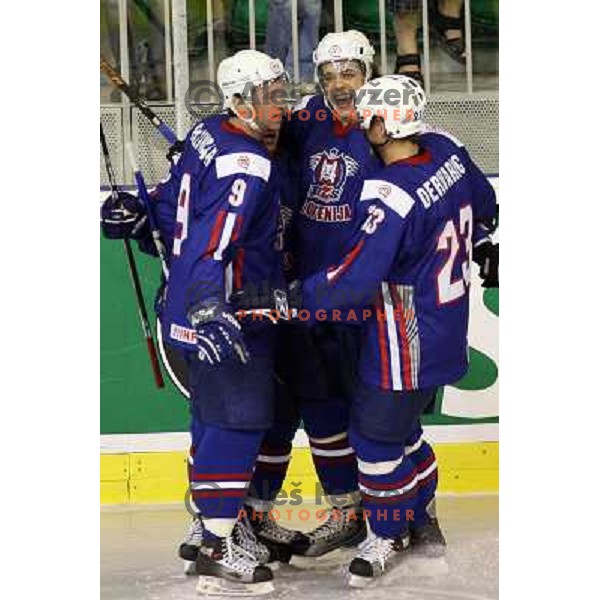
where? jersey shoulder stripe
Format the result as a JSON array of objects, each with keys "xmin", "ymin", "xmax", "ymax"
[
  {"xmin": 360, "ymin": 179, "xmax": 415, "ymax": 218},
  {"xmin": 215, "ymin": 152, "xmax": 272, "ymax": 182}
]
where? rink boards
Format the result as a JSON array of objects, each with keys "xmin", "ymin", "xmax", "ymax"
[{"xmin": 100, "ymin": 427, "xmax": 498, "ymax": 505}]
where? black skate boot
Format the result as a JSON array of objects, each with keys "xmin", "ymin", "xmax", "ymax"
[
  {"xmin": 245, "ymin": 506, "xmax": 300, "ymax": 565},
  {"xmin": 195, "ymin": 535, "xmax": 274, "ymax": 596},
  {"xmin": 348, "ymin": 531, "xmax": 411, "ymax": 588},
  {"xmin": 290, "ymin": 504, "xmax": 367, "ymax": 567},
  {"xmin": 178, "ymin": 517, "xmax": 203, "ymax": 575},
  {"xmin": 410, "ymin": 517, "xmax": 447, "ymax": 558}
]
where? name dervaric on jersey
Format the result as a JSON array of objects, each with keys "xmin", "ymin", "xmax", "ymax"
[{"xmin": 416, "ymin": 154, "xmax": 467, "ymax": 209}]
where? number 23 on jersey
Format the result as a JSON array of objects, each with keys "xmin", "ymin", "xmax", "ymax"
[{"xmin": 436, "ymin": 204, "xmax": 473, "ymax": 305}]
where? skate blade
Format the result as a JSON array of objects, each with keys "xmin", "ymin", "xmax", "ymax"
[
  {"xmin": 196, "ymin": 576, "xmax": 274, "ymax": 597},
  {"xmin": 404, "ymin": 554, "xmax": 449, "ymax": 576},
  {"xmin": 348, "ymin": 573, "xmax": 374, "ymax": 589},
  {"xmin": 289, "ymin": 547, "xmax": 355, "ymax": 570},
  {"xmin": 267, "ymin": 561, "xmax": 280, "ymax": 572},
  {"xmin": 184, "ymin": 560, "xmax": 198, "ymax": 576}
]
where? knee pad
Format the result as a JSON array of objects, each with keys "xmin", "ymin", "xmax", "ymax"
[
  {"xmin": 351, "ymin": 384, "xmax": 437, "ymax": 443},
  {"xmin": 300, "ymin": 396, "xmax": 350, "ymax": 439},
  {"xmin": 187, "ymin": 355, "xmax": 275, "ymax": 430}
]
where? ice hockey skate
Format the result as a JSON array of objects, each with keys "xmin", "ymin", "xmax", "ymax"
[
  {"xmin": 195, "ymin": 534, "xmax": 274, "ymax": 597},
  {"xmin": 235, "ymin": 510, "xmax": 282, "ymax": 570},
  {"xmin": 179, "ymin": 517, "xmax": 204, "ymax": 575},
  {"xmin": 347, "ymin": 531, "xmax": 411, "ymax": 588},
  {"xmin": 411, "ymin": 517, "xmax": 447, "ymax": 558},
  {"xmin": 290, "ymin": 504, "xmax": 367, "ymax": 568},
  {"xmin": 245, "ymin": 505, "xmax": 302, "ymax": 565}
]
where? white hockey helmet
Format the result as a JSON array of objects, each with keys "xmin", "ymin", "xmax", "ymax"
[
  {"xmin": 313, "ymin": 30, "xmax": 375, "ymax": 82},
  {"xmin": 217, "ymin": 49, "xmax": 287, "ymax": 118},
  {"xmin": 356, "ymin": 75, "xmax": 427, "ymax": 139}
]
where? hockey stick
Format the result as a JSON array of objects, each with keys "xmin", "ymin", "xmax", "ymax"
[
  {"xmin": 125, "ymin": 141, "xmax": 170, "ymax": 279},
  {"xmin": 100, "ymin": 56, "xmax": 178, "ymax": 146},
  {"xmin": 100, "ymin": 124, "xmax": 165, "ymax": 388}
]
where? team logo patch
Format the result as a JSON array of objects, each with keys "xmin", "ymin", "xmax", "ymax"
[
  {"xmin": 307, "ymin": 148, "xmax": 359, "ymax": 204},
  {"xmin": 379, "ymin": 184, "xmax": 392, "ymax": 198},
  {"xmin": 237, "ymin": 155, "xmax": 250, "ymax": 169}
]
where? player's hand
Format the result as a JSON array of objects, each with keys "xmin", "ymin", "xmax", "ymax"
[
  {"xmin": 473, "ymin": 242, "xmax": 499, "ymax": 288},
  {"xmin": 101, "ymin": 191, "xmax": 147, "ymax": 240},
  {"xmin": 231, "ymin": 286, "xmax": 292, "ymax": 323},
  {"xmin": 188, "ymin": 301, "xmax": 250, "ymax": 366},
  {"xmin": 166, "ymin": 140, "xmax": 185, "ymax": 164}
]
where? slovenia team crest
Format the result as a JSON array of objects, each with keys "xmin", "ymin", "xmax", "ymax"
[{"xmin": 307, "ymin": 148, "xmax": 359, "ymax": 203}]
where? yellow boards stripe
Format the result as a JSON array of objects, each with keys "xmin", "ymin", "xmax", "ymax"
[{"xmin": 100, "ymin": 442, "xmax": 498, "ymax": 505}]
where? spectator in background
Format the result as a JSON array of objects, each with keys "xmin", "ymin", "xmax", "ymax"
[
  {"xmin": 266, "ymin": 0, "xmax": 322, "ymax": 85},
  {"xmin": 389, "ymin": 0, "xmax": 466, "ymax": 86}
]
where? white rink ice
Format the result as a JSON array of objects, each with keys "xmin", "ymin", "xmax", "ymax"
[{"xmin": 101, "ymin": 495, "xmax": 498, "ymax": 600}]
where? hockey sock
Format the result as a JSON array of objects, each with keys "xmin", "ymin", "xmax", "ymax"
[
  {"xmin": 301, "ymin": 397, "xmax": 359, "ymax": 503},
  {"xmin": 187, "ymin": 414, "xmax": 206, "ymax": 514},
  {"xmin": 246, "ymin": 409, "xmax": 300, "ymax": 511},
  {"xmin": 350, "ymin": 426, "xmax": 419, "ymax": 539},
  {"xmin": 405, "ymin": 423, "xmax": 439, "ymax": 528},
  {"xmin": 191, "ymin": 425, "xmax": 264, "ymax": 539},
  {"xmin": 246, "ymin": 438, "xmax": 293, "ymax": 512}
]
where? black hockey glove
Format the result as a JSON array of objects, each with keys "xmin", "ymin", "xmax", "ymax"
[
  {"xmin": 101, "ymin": 191, "xmax": 147, "ymax": 240},
  {"xmin": 473, "ymin": 241, "xmax": 499, "ymax": 288},
  {"xmin": 231, "ymin": 285, "xmax": 292, "ymax": 323},
  {"xmin": 188, "ymin": 301, "xmax": 249, "ymax": 366},
  {"xmin": 166, "ymin": 140, "xmax": 185, "ymax": 164}
]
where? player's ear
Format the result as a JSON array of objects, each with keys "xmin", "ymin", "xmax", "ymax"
[{"xmin": 232, "ymin": 94, "xmax": 252, "ymax": 121}]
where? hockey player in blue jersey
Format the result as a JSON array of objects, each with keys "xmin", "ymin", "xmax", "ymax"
[
  {"xmin": 299, "ymin": 74, "xmax": 498, "ymax": 586},
  {"xmin": 241, "ymin": 31, "xmax": 382, "ymax": 563},
  {"xmin": 140, "ymin": 50, "xmax": 290, "ymax": 596}
]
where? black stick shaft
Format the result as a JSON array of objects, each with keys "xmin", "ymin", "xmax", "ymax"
[
  {"xmin": 100, "ymin": 56, "xmax": 178, "ymax": 145},
  {"xmin": 100, "ymin": 124, "xmax": 165, "ymax": 388}
]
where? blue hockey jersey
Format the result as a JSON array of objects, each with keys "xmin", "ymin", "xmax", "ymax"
[
  {"xmin": 284, "ymin": 95, "xmax": 382, "ymax": 279},
  {"xmin": 301, "ymin": 129, "xmax": 497, "ymax": 390},
  {"xmin": 151, "ymin": 114, "xmax": 284, "ymax": 355}
]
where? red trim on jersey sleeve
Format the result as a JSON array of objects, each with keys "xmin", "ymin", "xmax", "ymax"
[
  {"xmin": 391, "ymin": 148, "xmax": 432, "ymax": 166},
  {"xmin": 326, "ymin": 238, "xmax": 365, "ymax": 284},
  {"xmin": 376, "ymin": 293, "xmax": 391, "ymax": 389},
  {"xmin": 233, "ymin": 248, "xmax": 245, "ymax": 290},
  {"xmin": 391, "ymin": 286, "xmax": 414, "ymax": 391},
  {"xmin": 205, "ymin": 210, "xmax": 227, "ymax": 255},
  {"xmin": 231, "ymin": 215, "xmax": 244, "ymax": 242}
]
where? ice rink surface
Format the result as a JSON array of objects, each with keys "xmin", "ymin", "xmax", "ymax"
[{"xmin": 101, "ymin": 495, "xmax": 498, "ymax": 600}]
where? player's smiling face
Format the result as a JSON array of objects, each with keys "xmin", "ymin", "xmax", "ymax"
[
  {"xmin": 253, "ymin": 76, "xmax": 288, "ymax": 154},
  {"xmin": 319, "ymin": 60, "xmax": 366, "ymax": 115}
]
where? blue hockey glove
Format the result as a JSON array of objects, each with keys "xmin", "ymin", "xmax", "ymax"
[
  {"xmin": 187, "ymin": 301, "xmax": 250, "ymax": 366},
  {"xmin": 101, "ymin": 191, "xmax": 147, "ymax": 240}
]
